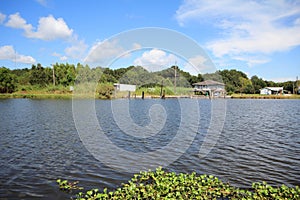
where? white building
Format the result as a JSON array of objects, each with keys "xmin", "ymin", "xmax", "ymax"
[
  {"xmin": 113, "ymin": 83, "xmax": 136, "ymax": 92},
  {"xmin": 260, "ymin": 87, "xmax": 283, "ymax": 95}
]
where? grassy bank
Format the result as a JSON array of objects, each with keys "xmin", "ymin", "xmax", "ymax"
[
  {"xmin": 0, "ymin": 93, "xmax": 73, "ymax": 99},
  {"xmin": 0, "ymin": 84, "xmax": 113, "ymax": 99},
  {"xmin": 231, "ymin": 94, "xmax": 300, "ymax": 99},
  {"xmin": 0, "ymin": 92, "xmax": 114, "ymax": 99},
  {"xmin": 1, "ymin": 87, "xmax": 300, "ymax": 100}
]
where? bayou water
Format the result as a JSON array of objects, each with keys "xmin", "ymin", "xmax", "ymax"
[{"xmin": 0, "ymin": 99, "xmax": 299, "ymax": 199}]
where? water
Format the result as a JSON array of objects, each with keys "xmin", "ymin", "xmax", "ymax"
[{"xmin": 0, "ymin": 98, "xmax": 299, "ymax": 199}]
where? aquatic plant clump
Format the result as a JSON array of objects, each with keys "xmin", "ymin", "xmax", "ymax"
[{"xmin": 58, "ymin": 167, "xmax": 300, "ymax": 200}]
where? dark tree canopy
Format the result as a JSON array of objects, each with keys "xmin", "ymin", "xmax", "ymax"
[{"xmin": 0, "ymin": 67, "xmax": 17, "ymax": 93}]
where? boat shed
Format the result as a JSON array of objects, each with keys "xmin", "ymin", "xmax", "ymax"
[
  {"xmin": 193, "ymin": 80, "xmax": 226, "ymax": 97},
  {"xmin": 260, "ymin": 87, "xmax": 283, "ymax": 95}
]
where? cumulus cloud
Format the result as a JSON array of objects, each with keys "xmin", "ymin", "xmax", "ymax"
[
  {"xmin": 5, "ymin": 12, "xmax": 33, "ymax": 34},
  {"xmin": 183, "ymin": 55, "xmax": 208, "ymax": 75},
  {"xmin": 176, "ymin": 0, "xmax": 300, "ymax": 63},
  {"xmin": 29, "ymin": 15, "xmax": 73, "ymax": 40},
  {"xmin": 5, "ymin": 13, "xmax": 73, "ymax": 41},
  {"xmin": 133, "ymin": 49, "xmax": 178, "ymax": 72},
  {"xmin": 52, "ymin": 52, "xmax": 68, "ymax": 61},
  {"xmin": 65, "ymin": 39, "xmax": 87, "ymax": 59},
  {"xmin": 84, "ymin": 40, "xmax": 125, "ymax": 63},
  {"xmin": 0, "ymin": 45, "xmax": 36, "ymax": 64},
  {"xmin": 0, "ymin": 12, "xmax": 6, "ymax": 24}
]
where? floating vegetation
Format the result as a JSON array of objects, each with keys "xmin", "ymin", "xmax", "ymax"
[
  {"xmin": 57, "ymin": 167, "xmax": 300, "ymax": 199},
  {"xmin": 56, "ymin": 179, "xmax": 83, "ymax": 192}
]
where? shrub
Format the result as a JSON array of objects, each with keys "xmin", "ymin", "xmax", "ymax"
[{"xmin": 96, "ymin": 84, "xmax": 114, "ymax": 99}]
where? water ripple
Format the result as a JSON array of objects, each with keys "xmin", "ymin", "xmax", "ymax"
[{"xmin": 0, "ymin": 99, "xmax": 299, "ymax": 199}]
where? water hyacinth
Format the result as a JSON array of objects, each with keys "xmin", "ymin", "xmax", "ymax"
[{"xmin": 57, "ymin": 167, "xmax": 300, "ymax": 200}]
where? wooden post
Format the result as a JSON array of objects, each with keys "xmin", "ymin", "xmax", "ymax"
[
  {"xmin": 161, "ymin": 90, "xmax": 165, "ymax": 99},
  {"xmin": 174, "ymin": 66, "xmax": 177, "ymax": 94},
  {"xmin": 142, "ymin": 91, "xmax": 144, "ymax": 99},
  {"xmin": 160, "ymin": 80, "xmax": 164, "ymax": 98},
  {"xmin": 128, "ymin": 91, "xmax": 131, "ymax": 99}
]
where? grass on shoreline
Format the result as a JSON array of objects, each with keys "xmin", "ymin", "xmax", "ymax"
[
  {"xmin": 0, "ymin": 93, "xmax": 71, "ymax": 99},
  {"xmin": 1, "ymin": 89, "xmax": 300, "ymax": 100},
  {"xmin": 231, "ymin": 93, "xmax": 300, "ymax": 99}
]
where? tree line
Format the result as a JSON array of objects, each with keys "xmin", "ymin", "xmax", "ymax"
[{"xmin": 0, "ymin": 63, "xmax": 298, "ymax": 95}]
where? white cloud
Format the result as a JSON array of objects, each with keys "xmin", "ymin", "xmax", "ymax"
[
  {"xmin": 60, "ymin": 56, "xmax": 68, "ymax": 61},
  {"xmin": 51, "ymin": 52, "xmax": 60, "ymax": 57},
  {"xmin": 117, "ymin": 43, "xmax": 142, "ymax": 59},
  {"xmin": 52, "ymin": 52, "xmax": 68, "ymax": 61},
  {"xmin": 29, "ymin": 15, "xmax": 73, "ymax": 40},
  {"xmin": 183, "ymin": 55, "xmax": 208, "ymax": 75},
  {"xmin": 84, "ymin": 40, "xmax": 124, "ymax": 63},
  {"xmin": 5, "ymin": 12, "xmax": 33, "ymax": 34},
  {"xmin": 132, "ymin": 43, "xmax": 142, "ymax": 50},
  {"xmin": 5, "ymin": 13, "xmax": 73, "ymax": 41},
  {"xmin": 0, "ymin": 45, "xmax": 36, "ymax": 64},
  {"xmin": 35, "ymin": 0, "xmax": 47, "ymax": 7},
  {"xmin": 176, "ymin": 0, "xmax": 300, "ymax": 64},
  {"xmin": 133, "ymin": 49, "xmax": 177, "ymax": 72},
  {"xmin": 268, "ymin": 76, "xmax": 298, "ymax": 83},
  {"xmin": 295, "ymin": 18, "xmax": 300, "ymax": 25},
  {"xmin": 0, "ymin": 12, "xmax": 6, "ymax": 24},
  {"xmin": 65, "ymin": 39, "xmax": 87, "ymax": 59},
  {"xmin": 232, "ymin": 55, "xmax": 270, "ymax": 67}
]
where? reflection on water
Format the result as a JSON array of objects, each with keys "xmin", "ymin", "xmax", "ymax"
[{"xmin": 0, "ymin": 99, "xmax": 299, "ymax": 199}]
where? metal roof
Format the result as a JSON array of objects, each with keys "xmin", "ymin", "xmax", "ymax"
[
  {"xmin": 192, "ymin": 80, "xmax": 225, "ymax": 86},
  {"xmin": 260, "ymin": 87, "xmax": 283, "ymax": 91}
]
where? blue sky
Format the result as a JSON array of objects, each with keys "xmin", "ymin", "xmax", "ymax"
[{"xmin": 0, "ymin": 0, "xmax": 299, "ymax": 82}]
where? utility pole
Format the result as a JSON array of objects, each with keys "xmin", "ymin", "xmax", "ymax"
[
  {"xmin": 52, "ymin": 64, "xmax": 55, "ymax": 86},
  {"xmin": 174, "ymin": 61, "xmax": 177, "ymax": 94},
  {"xmin": 296, "ymin": 76, "xmax": 299, "ymax": 94}
]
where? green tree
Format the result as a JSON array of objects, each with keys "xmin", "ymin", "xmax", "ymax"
[
  {"xmin": 75, "ymin": 63, "xmax": 93, "ymax": 83},
  {"xmin": 0, "ymin": 67, "xmax": 17, "ymax": 93},
  {"xmin": 251, "ymin": 75, "xmax": 266, "ymax": 94},
  {"xmin": 202, "ymin": 72, "xmax": 223, "ymax": 82},
  {"xmin": 265, "ymin": 80, "xmax": 278, "ymax": 87},
  {"xmin": 98, "ymin": 68, "xmax": 117, "ymax": 83},
  {"xmin": 282, "ymin": 81, "xmax": 294, "ymax": 93},
  {"xmin": 119, "ymin": 66, "xmax": 162, "ymax": 87},
  {"xmin": 112, "ymin": 66, "xmax": 134, "ymax": 80},
  {"xmin": 53, "ymin": 63, "xmax": 76, "ymax": 86},
  {"xmin": 12, "ymin": 68, "xmax": 31, "ymax": 85},
  {"xmin": 29, "ymin": 63, "xmax": 52, "ymax": 86},
  {"xmin": 219, "ymin": 69, "xmax": 249, "ymax": 93},
  {"xmin": 240, "ymin": 77, "xmax": 254, "ymax": 94}
]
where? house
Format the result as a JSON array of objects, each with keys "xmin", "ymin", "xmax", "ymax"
[
  {"xmin": 260, "ymin": 87, "xmax": 283, "ymax": 95},
  {"xmin": 113, "ymin": 83, "xmax": 136, "ymax": 92},
  {"xmin": 193, "ymin": 80, "xmax": 226, "ymax": 97}
]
